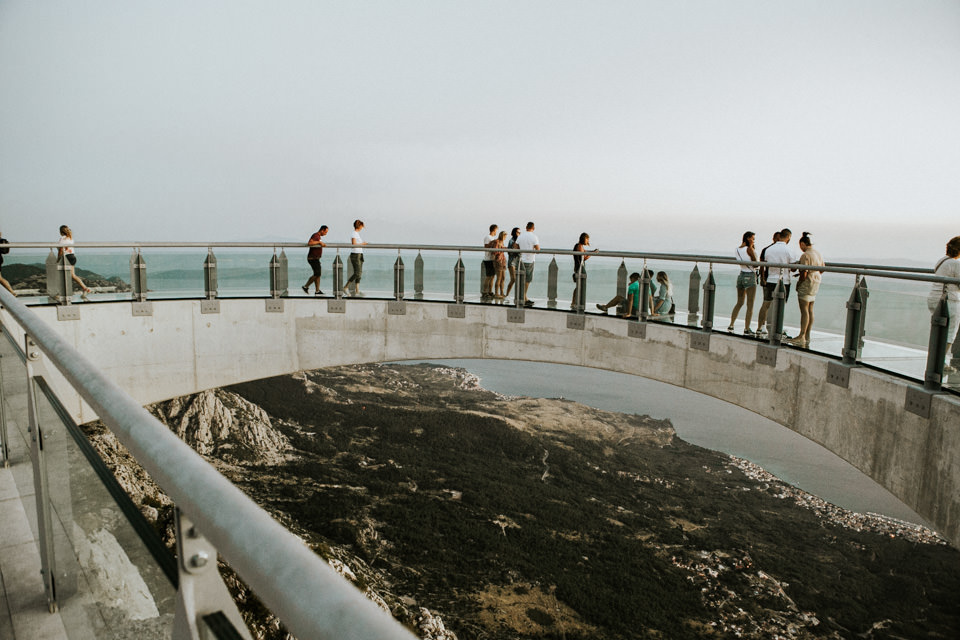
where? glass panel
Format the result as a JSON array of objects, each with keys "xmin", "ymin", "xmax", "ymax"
[{"xmin": 31, "ymin": 378, "xmax": 175, "ymax": 638}]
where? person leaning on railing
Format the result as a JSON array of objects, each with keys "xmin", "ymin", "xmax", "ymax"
[{"xmin": 928, "ymin": 235, "xmax": 960, "ymax": 373}]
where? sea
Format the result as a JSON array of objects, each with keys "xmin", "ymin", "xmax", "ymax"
[{"xmin": 7, "ymin": 248, "xmax": 941, "ymax": 528}]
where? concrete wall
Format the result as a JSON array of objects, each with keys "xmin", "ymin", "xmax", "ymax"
[{"xmin": 9, "ymin": 298, "xmax": 960, "ymax": 545}]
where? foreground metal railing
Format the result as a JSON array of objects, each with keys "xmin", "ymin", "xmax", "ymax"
[{"xmin": 0, "ymin": 286, "xmax": 416, "ymax": 640}]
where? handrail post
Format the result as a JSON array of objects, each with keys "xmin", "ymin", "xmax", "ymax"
[
  {"xmin": 855, "ymin": 276, "xmax": 870, "ymax": 359},
  {"xmin": 639, "ymin": 265, "xmax": 651, "ymax": 322},
  {"xmin": 453, "ymin": 254, "xmax": 465, "ymax": 303},
  {"xmin": 687, "ymin": 264, "xmax": 701, "ymax": 326},
  {"xmin": 51, "ymin": 251, "xmax": 72, "ymax": 304},
  {"xmin": 768, "ymin": 279, "xmax": 786, "ymax": 346},
  {"xmin": 332, "ymin": 253, "xmax": 344, "ymax": 299},
  {"xmin": 924, "ymin": 293, "xmax": 950, "ymax": 391},
  {"xmin": 414, "ymin": 251, "xmax": 424, "ymax": 300},
  {"xmin": 842, "ymin": 280, "xmax": 864, "ymax": 365},
  {"xmin": 514, "ymin": 261, "xmax": 526, "ymax": 308},
  {"xmin": 278, "ymin": 249, "xmax": 289, "ymax": 296},
  {"xmin": 268, "ymin": 249, "xmax": 288, "ymax": 299},
  {"xmin": 393, "ymin": 253, "xmax": 405, "ymax": 301},
  {"xmin": 203, "ymin": 248, "xmax": 218, "ymax": 299},
  {"xmin": 24, "ymin": 335, "xmax": 58, "ymax": 612},
  {"xmin": 573, "ymin": 264, "xmax": 587, "ymax": 314},
  {"xmin": 173, "ymin": 509, "xmax": 253, "ymax": 640},
  {"xmin": 701, "ymin": 266, "xmax": 716, "ymax": 331},
  {"xmin": 615, "ymin": 260, "xmax": 627, "ymax": 315},
  {"xmin": 547, "ymin": 257, "xmax": 558, "ymax": 309},
  {"xmin": 130, "ymin": 248, "xmax": 148, "ymax": 302},
  {"xmin": 0, "ymin": 354, "xmax": 8, "ymax": 467}
]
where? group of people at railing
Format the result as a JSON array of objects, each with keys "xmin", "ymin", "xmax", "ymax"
[{"xmin": 0, "ymin": 223, "xmax": 958, "ymax": 371}]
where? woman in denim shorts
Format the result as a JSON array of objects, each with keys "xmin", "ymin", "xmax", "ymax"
[{"xmin": 729, "ymin": 231, "xmax": 758, "ymax": 335}]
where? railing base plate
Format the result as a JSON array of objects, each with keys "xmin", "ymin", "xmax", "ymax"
[
  {"xmin": 507, "ymin": 308, "xmax": 525, "ymax": 324},
  {"xmin": 566, "ymin": 315, "xmax": 585, "ymax": 330},
  {"xmin": 905, "ymin": 387, "xmax": 934, "ymax": 419},
  {"xmin": 757, "ymin": 343, "xmax": 778, "ymax": 367},
  {"xmin": 447, "ymin": 304, "xmax": 465, "ymax": 318},
  {"xmin": 327, "ymin": 299, "xmax": 346, "ymax": 314},
  {"xmin": 265, "ymin": 299, "xmax": 284, "ymax": 313},
  {"xmin": 132, "ymin": 302, "xmax": 153, "ymax": 317},
  {"xmin": 388, "ymin": 301, "xmax": 407, "ymax": 315},
  {"xmin": 200, "ymin": 300, "xmax": 220, "ymax": 315},
  {"xmin": 690, "ymin": 332, "xmax": 711, "ymax": 351},
  {"xmin": 628, "ymin": 322, "xmax": 646, "ymax": 339},
  {"xmin": 827, "ymin": 361, "xmax": 851, "ymax": 388},
  {"xmin": 56, "ymin": 306, "xmax": 80, "ymax": 322}
]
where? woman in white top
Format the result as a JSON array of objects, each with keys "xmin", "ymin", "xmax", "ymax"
[
  {"xmin": 342, "ymin": 219, "xmax": 367, "ymax": 296},
  {"xmin": 57, "ymin": 225, "xmax": 92, "ymax": 299},
  {"xmin": 928, "ymin": 235, "xmax": 960, "ymax": 373},
  {"xmin": 728, "ymin": 231, "xmax": 757, "ymax": 335}
]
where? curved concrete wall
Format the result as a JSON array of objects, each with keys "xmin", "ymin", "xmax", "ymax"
[{"xmin": 10, "ymin": 298, "xmax": 960, "ymax": 545}]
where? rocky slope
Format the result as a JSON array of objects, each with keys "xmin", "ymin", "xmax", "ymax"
[{"xmin": 85, "ymin": 364, "xmax": 960, "ymax": 640}]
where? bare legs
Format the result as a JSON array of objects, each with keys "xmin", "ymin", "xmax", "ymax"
[
  {"xmin": 505, "ymin": 265, "xmax": 516, "ymax": 298},
  {"xmin": 0, "ymin": 275, "xmax": 13, "ymax": 295},
  {"xmin": 729, "ymin": 286, "xmax": 757, "ymax": 331},
  {"xmin": 495, "ymin": 269, "xmax": 505, "ymax": 297},
  {"xmin": 70, "ymin": 267, "xmax": 91, "ymax": 294}
]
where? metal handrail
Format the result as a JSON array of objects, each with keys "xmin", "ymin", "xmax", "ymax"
[
  {"xmin": 0, "ymin": 286, "xmax": 416, "ymax": 640},
  {"xmin": 3, "ymin": 242, "xmax": 958, "ymax": 285}
]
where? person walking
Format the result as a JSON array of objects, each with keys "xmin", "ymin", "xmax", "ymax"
[
  {"xmin": 481, "ymin": 224, "xmax": 499, "ymax": 302},
  {"xmin": 493, "ymin": 231, "xmax": 508, "ymax": 298},
  {"xmin": 57, "ymin": 225, "xmax": 92, "ymax": 300},
  {"xmin": 927, "ymin": 235, "xmax": 960, "ymax": 373},
  {"xmin": 504, "ymin": 227, "xmax": 521, "ymax": 299},
  {"xmin": 301, "ymin": 225, "xmax": 328, "ymax": 295},
  {"xmin": 571, "ymin": 232, "xmax": 597, "ymax": 309},
  {"xmin": 0, "ymin": 230, "xmax": 14, "ymax": 295},
  {"xmin": 517, "ymin": 222, "xmax": 540, "ymax": 307},
  {"xmin": 729, "ymin": 231, "xmax": 758, "ymax": 335},
  {"xmin": 343, "ymin": 219, "xmax": 367, "ymax": 296},
  {"xmin": 789, "ymin": 232, "xmax": 824, "ymax": 348}
]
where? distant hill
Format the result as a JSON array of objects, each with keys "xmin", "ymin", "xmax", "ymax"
[{"xmin": 3, "ymin": 262, "xmax": 130, "ymax": 292}]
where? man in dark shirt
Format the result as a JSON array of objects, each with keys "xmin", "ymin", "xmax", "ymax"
[
  {"xmin": 756, "ymin": 231, "xmax": 781, "ymax": 335},
  {"xmin": 301, "ymin": 225, "xmax": 329, "ymax": 295}
]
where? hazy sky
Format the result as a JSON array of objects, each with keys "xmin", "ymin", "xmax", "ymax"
[{"xmin": 1, "ymin": 1, "xmax": 957, "ymax": 260}]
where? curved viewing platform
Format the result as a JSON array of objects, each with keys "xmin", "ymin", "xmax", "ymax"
[{"xmin": 0, "ymin": 241, "xmax": 958, "ymax": 640}]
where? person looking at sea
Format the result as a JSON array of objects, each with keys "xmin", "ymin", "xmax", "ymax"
[
  {"xmin": 729, "ymin": 231, "xmax": 758, "ymax": 335},
  {"xmin": 343, "ymin": 219, "xmax": 367, "ymax": 297},
  {"xmin": 789, "ymin": 232, "xmax": 824, "ymax": 348},
  {"xmin": 928, "ymin": 235, "xmax": 960, "ymax": 374},
  {"xmin": 504, "ymin": 227, "xmax": 521, "ymax": 299},
  {"xmin": 571, "ymin": 232, "xmax": 597, "ymax": 309},
  {"xmin": 58, "ymin": 225, "xmax": 92, "ymax": 301},
  {"xmin": 517, "ymin": 222, "xmax": 540, "ymax": 307},
  {"xmin": 481, "ymin": 224, "xmax": 499, "ymax": 302},
  {"xmin": 301, "ymin": 225, "xmax": 328, "ymax": 295}
]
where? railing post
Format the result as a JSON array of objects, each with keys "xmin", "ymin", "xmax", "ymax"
[
  {"xmin": 393, "ymin": 254, "xmax": 405, "ymax": 301},
  {"xmin": 0, "ymin": 353, "xmax": 8, "ymax": 467},
  {"xmin": 414, "ymin": 251, "xmax": 424, "ymax": 300},
  {"xmin": 173, "ymin": 509, "xmax": 253, "ymax": 640},
  {"xmin": 278, "ymin": 249, "xmax": 289, "ymax": 296},
  {"xmin": 856, "ymin": 276, "xmax": 870, "ymax": 359},
  {"xmin": 924, "ymin": 294, "xmax": 950, "ymax": 391},
  {"xmin": 514, "ymin": 261, "xmax": 526, "ymax": 308},
  {"xmin": 453, "ymin": 254, "xmax": 465, "ymax": 303},
  {"xmin": 701, "ymin": 266, "xmax": 716, "ymax": 331},
  {"xmin": 547, "ymin": 257, "xmax": 558, "ymax": 309},
  {"xmin": 332, "ymin": 253, "xmax": 344, "ymax": 299},
  {"xmin": 615, "ymin": 261, "xmax": 627, "ymax": 315},
  {"xmin": 687, "ymin": 264, "xmax": 701, "ymax": 327},
  {"xmin": 768, "ymin": 279, "xmax": 786, "ymax": 346},
  {"xmin": 130, "ymin": 249, "xmax": 148, "ymax": 302},
  {"xmin": 639, "ymin": 267, "xmax": 651, "ymax": 322},
  {"xmin": 24, "ymin": 335, "xmax": 58, "ymax": 612},
  {"xmin": 47, "ymin": 250, "xmax": 72, "ymax": 305},
  {"xmin": 842, "ymin": 280, "xmax": 865, "ymax": 365},
  {"xmin": 203, "ymin": 248, "xmax": 218, "ymax": 299},
  {"xmin": 269, "ymin": 250, "xmax": 288, "ymax": 299},
  {"xmin": 573, "ymin": 265, "xmax": 587, "ymax": 314}
]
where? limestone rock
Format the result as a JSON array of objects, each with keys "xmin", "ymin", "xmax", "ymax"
[{"xmin": 150, "ymin": 389, "xmax": 288, "ymax": 464}]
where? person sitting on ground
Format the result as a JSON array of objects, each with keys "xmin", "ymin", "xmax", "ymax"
[
  {"xmin": 650, "ymin": 271, "xmax": 674, "ymax": 319},
  {"xmin": 596, "ymin": 272, "xmax": 641, "ymax": 318},
  {"xmin": 928, "ymin": 235, "xmax": 960, "ymax": 374}
]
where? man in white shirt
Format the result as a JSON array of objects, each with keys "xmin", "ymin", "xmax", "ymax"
[
  {"xmin": 517, "ymin": 221, "xmax": 540, "ymax": 306},
  {"xmin": 757, "ymin": 228, "xmax": 797, "ymax": 337},
  {"xmin": 481, "ymin": 224, "xmax": 498, "ymax": 301}
]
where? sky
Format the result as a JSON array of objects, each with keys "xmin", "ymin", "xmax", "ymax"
[{"xmin": 0, "ymin": 0, "xmax": 958, "ymax": 261}]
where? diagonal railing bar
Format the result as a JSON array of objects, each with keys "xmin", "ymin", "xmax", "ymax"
[{"xmin": 0, "ymin": 287, "xmax": 416, "ymax": 640}]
